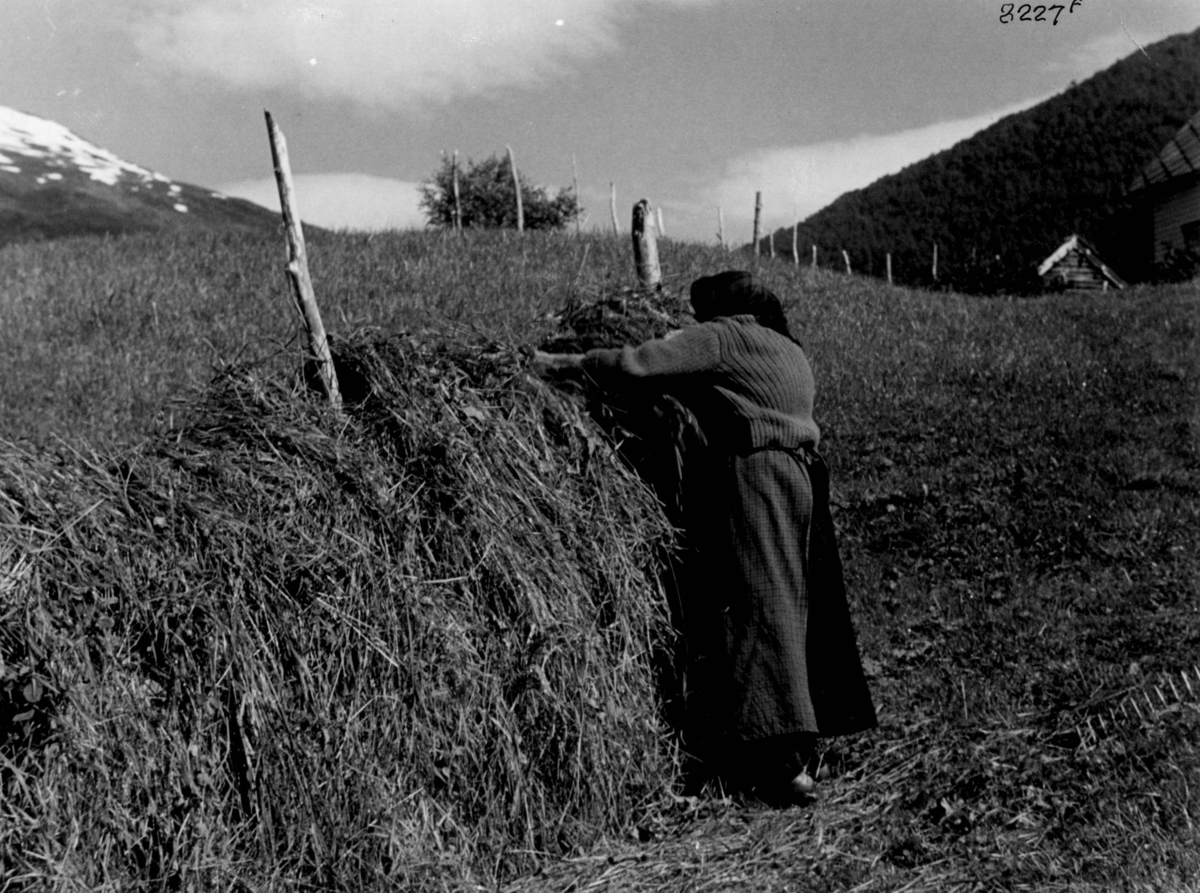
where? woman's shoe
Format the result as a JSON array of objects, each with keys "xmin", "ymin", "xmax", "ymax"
[{"xmin": 788, "ymin": 770, "xmax": 816, "ymax": 798}]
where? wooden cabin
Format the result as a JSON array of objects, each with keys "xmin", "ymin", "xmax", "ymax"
[
  {"xmin": 1038, "ymin": 234, "xmax": 1127, "ymax": 292},
  {"xmin": 1128, "ymin": 109, "xmax": 1200, "ymax": 264}
]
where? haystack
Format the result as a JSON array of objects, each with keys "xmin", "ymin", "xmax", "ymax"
[{"xmin": 0, "ymin": 328, "xmax": 677, "ymax": 890}]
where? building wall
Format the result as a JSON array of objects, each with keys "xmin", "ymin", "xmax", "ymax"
[{"xmin": 1152, "ymin": 178, "xmax": 1200, "ymax": 261}]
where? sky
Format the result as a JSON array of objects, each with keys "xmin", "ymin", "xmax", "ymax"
[{"xmin": 2, "ymin": 0, "xmax": 1198, "ymax": 244}]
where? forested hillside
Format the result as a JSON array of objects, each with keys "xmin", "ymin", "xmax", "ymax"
[{"xmin": 771, "ymin": 27, "xmax": 1200, "ymax": 294}]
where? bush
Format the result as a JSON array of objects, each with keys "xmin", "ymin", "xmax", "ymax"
[{"xmin": 419, "ymin": 153, "xmax": 581, "ymax": 231}]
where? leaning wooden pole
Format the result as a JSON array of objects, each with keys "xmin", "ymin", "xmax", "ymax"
[
  {"xmin": 717, "ymin": 206, "xmax": 726, "ymax": 250},
  {"xmin": 506, "ymin": 144, "xmax": 524, "ymax": 233},
  {"xmin": 610, "ymin": 182, "xmax": 620, "ymax": 234},
  {"xmin": 264, "ymin": 110, "xmax": 340, "ymax": 408},
  {"xmin": 631, "ymin": 199, "xmax": 662, "ymax": 289},
  {"xmin": 752, "ymin": 191, "xmax": 763, "ymax": 257}
]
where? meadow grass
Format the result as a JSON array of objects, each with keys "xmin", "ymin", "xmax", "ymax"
[{"xmin": 1, "ymin": 227, "xmax": 1198, "ymax": 891}]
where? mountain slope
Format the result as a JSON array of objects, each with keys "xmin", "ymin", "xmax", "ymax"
[
  {"xmin": 0, "ymin": 106, "xmax": 280, "ymax": 247},
  {"xmin": 770, "ymin": 27, "xmax": 1200, "ymax": 293}
]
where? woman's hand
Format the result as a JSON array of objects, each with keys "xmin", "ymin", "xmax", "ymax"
[{"xmin": 531, "ymin": 350, "xmax": 586, "ymax": 377}]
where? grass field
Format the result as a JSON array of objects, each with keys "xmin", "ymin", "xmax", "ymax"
[{"xmin": 2, "ymin": 228, "xmax": 1198, "ymax": 891}]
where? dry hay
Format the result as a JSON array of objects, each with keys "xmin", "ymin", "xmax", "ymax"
[{"xmin": 0, "ymin": 328, "xmax": 679, "ymax": 891}]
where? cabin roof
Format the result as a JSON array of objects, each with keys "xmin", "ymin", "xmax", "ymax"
[
  {"xmin": 1037, "ymin": 234, "xmax": 1128, "ymax": 288},
  {"xmin": 1129, "ymin": 108, "xmax": 1200, "ymax": 193}
]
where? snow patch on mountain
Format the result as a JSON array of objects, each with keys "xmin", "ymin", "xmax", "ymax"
[{"xmin": 0, "ymin": 105, "xmax": 169, "ymax": 188}]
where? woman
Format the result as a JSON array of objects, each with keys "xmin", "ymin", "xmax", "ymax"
[{"xmin": 533, "ymin": 270, "xmax": 876, "ymax": 803}]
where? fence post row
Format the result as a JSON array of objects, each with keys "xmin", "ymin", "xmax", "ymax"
[
  {"xmin": 506, "ymin": 145, "xmax": 524, "ymax": 233},
  {"xmin": 631, "ymin": 199, "xmax": 662, "ymax": 289},
  {"xmin": 263, "ymin": 110, "xmax": 341, "ymax": 409},
  {"xmin": 571, "ymin": 154, "xmax": 582, "ymax": 237},
  {"xmin": 451, "ymin": 149, "xmax": 462, "ymax": 232}
]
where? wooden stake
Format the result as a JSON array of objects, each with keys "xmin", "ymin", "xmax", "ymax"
[
  {"xmin": 768, "ymin": 230, "xmax": 775, "ymax": 259},
  {"xmin": 842, "ymin": 249, "xmax": 852, "ymax": 275},
  {"xmin": 752, "ymin": 191, "xmax": 762, "ymax": 256},
  {"xmin": 451, "ymin": 149, "xmax": 462, "ymax": 232},
  {"xmin": 264, "ymin": 111, "xmax": 340, "ymax": 409},
  {"xmin": 812, "ymin": 244, "xmax": 817, "ymax": 267},
  {"xmin": 656, "ymin": 206, "xmax": 665, "ymax": 237},
  {"xmin": 792, "ymin": 222, "xmax": 799, "ymax": 266},
  {"xmin": 506, "ymin": 144, "xmax": 524, "ymax": 233},
  {"xmin": 571, "ymin": 154, "xmax": 581, "ymax": 237},
  {"xmin": 631, "ymin": 199, "xmax": 661, "ymax": 289},
  {"xmin": 717, "ymin": 206, "xmax": 726, "ymax": 250},
  {"xmin": 887, "ymin": 252, "xmax": 893, "ymax": 285},
  {"xmin": 932, "ymin": 242, "xmax": 939, "ymax": 281},
  {"xmin": 610, "ymin": 183, "xmax": 619, "ymax": 234}
]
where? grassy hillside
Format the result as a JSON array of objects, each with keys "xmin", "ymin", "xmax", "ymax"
[
  {"xmin": 773, "ymin": 27, "xmax": 1200, "ymax": 294},
  {"xmin": 1, "ymin": 228, "xmax": 1198, "ymax": 891}
]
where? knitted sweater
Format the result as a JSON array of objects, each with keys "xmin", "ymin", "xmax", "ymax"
[{"xmin": 580, "ymin": 314, "xmax": 821, "ymax": 452}]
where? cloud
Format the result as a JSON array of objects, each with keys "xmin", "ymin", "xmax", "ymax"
[
  {"xmin": 671, "ymin": 95, "xmax": 1050, "ymax": 243},
  {"xmin": 130, "ymin": 0, "xmax": 714, "ymax": 109},
  {"xmin": 220, "ymin": 172, "xmax": 425, "ymax": 230},
  {"xmin": 1047, "ymin": 28, "xmax": 1166, "ymax": 79}
]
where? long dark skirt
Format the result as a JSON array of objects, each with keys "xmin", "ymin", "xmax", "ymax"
[{"xmin": 680, "ymin": 447, "xmax": 876, "ymax": 764}]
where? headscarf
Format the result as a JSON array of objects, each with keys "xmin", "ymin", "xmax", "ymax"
[{"xmin": 688, "ymin": 270, "xmax": 799, "ymax": 344}]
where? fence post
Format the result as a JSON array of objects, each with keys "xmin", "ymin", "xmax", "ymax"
[
  {"xmin": 264, "ymin": 110, "xmax": 340, "ymax": 409},
  {"xmin": 610, "ymin": 183, "xmax": 620, "ymax": 234},
  {"xmin": 506, "ymin": 145, "xmax": 524, "ymax": 233},
  {"xmin": 792, "ymin": 222, "xmax": 799, "ymax": 266},
  {"xmin": 769, "ymin": 230, "xmax": 775, "ymax": 259},
  {"xmin": 631, "ymin": 199, "xmax": 662, "ymax": 289},
  {"xmin": 812, "ymin": 244, "xmax": 818, "ymax": 268},
  {"xmin": 842, "ymin": 249, "xmax": 852, "ymax": 275},
  {"xmin": 933, "ymin": 243, "xmax": 939, "ymax": 282},
  {"xmin": 656, "ymin": 206, "xmax": 665, "ymax": 237},
  {"xmin": 752, "ymin": 191, "xmax": 762, "ymax": 256},
  {"xmin": 571, "ymin": 154, "xmax": 582, "ymax": 237},
  {"xmin": 887, "ymin": 252, "xmax": 893, "ymax": 285},
  {"xmin": 718, "ymin": 206, "xmax": 726, "ymax": 250},
  {"xmin": 451, "ymin": 149, "xmax": 462, "ymax": 232}
]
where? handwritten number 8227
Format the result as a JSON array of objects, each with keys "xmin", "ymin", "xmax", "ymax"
[{"xmin": 1000, "ymin": 1, "xmax": 1081, "ymax": 24}]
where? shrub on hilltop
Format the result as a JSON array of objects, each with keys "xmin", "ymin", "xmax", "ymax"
[{"xmin": 419, "ymin": 152, "xmax": 582, "ymax": 231}]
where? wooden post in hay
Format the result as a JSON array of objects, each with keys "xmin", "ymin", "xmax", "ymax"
[
  {"xmin": 631, "ymin": 199, "xmax": 662, "ymax": 289},
  {"xmin": 506, "ymin": 144, "xmax": 524, "ymax": 233},
  {"xmin": 792, "ymin": 222, "xmax": 799, "ymax": 266},
  {"xmin": 451, "ymin": 149, "xmax": 463, "ymax": 232},
  {"xmin": 717, "ymin": 206, "xmax": 726, "ymax": 250},
  {"xmin": 932, "ymin": 242, "xmax": 939, "ymax": 282},
  {"xmin": 842, "ymin": 249, "xmax": 852, "ymax": 275},
  {"xmin": 610, "ymin": 183, "xmax": 620, "ymax": 234},
  {"xmin": 571, "ymin": 154, "xmax": 582, "ymax": 236},
  {"xmin": 812, "ymin": 244, "xmax": 818, "ymax": 267},
  {"xmin": 752, "ymin": 191, "xmax": 762, "ymax": 256},
  {"xmin": 886, "ymin": 252, "xmax": 893, "ymax": 285},
  {"xmin": 264, "ymin": 111, "xmax": 340, "ymax": 408},
  {"xmin": 768, "ymin": 229, "xmax": 775, "ymax": 259}
]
